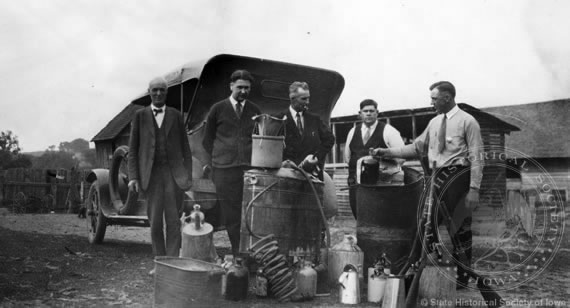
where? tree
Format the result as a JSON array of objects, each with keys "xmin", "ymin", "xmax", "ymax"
[
  {"xmin": 0, "ymin": 130, "xmax": 24, "ymax": 170},
  {"xmin": 31, "ymin": 150, "xmax": 77, "ymax": 170},
  {"xmin": 59, "ymin": 138, "xmax": 90, "ymax": 153}
]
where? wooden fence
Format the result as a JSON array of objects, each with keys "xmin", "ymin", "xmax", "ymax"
[{"xmin": 0, "ymin": 168, "xmax": 91, "ymax": 213}]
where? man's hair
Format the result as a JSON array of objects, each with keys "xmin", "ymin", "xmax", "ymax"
[
  {"xmin": 230, "ymin": 70, "xmax": 254, "ymax": 83},
  {"xmin": 148, "ymin": 76, "xmax": 168, "ymax": 90},
  {"xmin": 429, "ymin": 81, "xmax": 456, "ymax": 98},
  {"xmin": 359, "ymin": 99, "xmax": 378, "ymax": 110},
  {"xmin": 289, "ymin": 81, "xmax": 310, "ymax": 98}
]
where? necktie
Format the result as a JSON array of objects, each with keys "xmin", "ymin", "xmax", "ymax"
[
  {"xmin": 153, "ymin": 108, "xmax": 163, "ymax": 116},
  {"xmin": 438, "ymin": 115, "xmax": 447, "ymax": 153},
  {"xmin": 296, "ymin": 112, "xmax": 304, "ymax": 135},
  {"xmin": 235, "ymin": 102, "xmax": 242, "ymax": 118},
  {"xmin": 363, "ymin": 126, "xmax": 372, "ymax": 145}
]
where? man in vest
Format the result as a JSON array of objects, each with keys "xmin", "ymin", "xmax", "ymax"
[
  {"xmin": 128, "ymin": 77, "xmax": 193, "ymax": 274},
  {"xmin": 344, "ymin": 99, "xmax": 405, "ymax": 219},
  {"xmin": 372, "ymin": 81, "xmax": 483, "ymax": 289},
  {"xmin": 202, "ymin": 70, "xmax": 261, "ymax": 257}
]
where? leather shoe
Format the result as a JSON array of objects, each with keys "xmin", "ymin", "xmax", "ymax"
[{"xmin": 149, "ymin": 268, "xmax": 156, "ymax": 276}]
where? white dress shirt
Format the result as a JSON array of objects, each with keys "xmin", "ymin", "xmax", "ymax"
[
  {"xmin": 387, "ymin": 105, "xmax": 484, "ymax": 189},
  {"xmin": 229, "ymin": 95, "xmax": 245, "ymax": 117},
  {"xmin": 152, "ymin": 105, "xmax": 165, "ymax": 128},
  {"xmin": 344, "ymin": 120, "xmax": 405, "ymax": 163},
  {"xmin": 289, "ymin": 106, "xmax": 304, "ymax": 128}
]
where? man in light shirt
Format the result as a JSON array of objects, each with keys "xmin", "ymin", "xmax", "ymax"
[
  {"xmin": 372, "ymin": 81, "xmax": 483, "ymax": 289},
  {"xmin": 344, "ymin": 99, "xmax": 405, "ymax": 218}
]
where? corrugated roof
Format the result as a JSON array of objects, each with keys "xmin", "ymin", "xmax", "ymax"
[
  {"xmin": 331, "ymin": 103, "xmax": 519, "ymax": 132},
  {"xmin": 482, "ymin": 99, "xmax": 570, "ymax": 158},
  {"xmin": 91, "ymin": 104, "xmax": 143, "ymax": 142}
]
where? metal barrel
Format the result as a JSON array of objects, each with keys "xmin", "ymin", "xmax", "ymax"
[
  {"xmin": 240, "ymin": 168, "xmax": 323, "ymax": 260},
  {"xmin": 356, "ymin": 167, "xmax": 424, "ymax": 272}
]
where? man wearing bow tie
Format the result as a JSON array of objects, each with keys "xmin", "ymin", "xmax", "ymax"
[
  {"xmin": 275, "ymin": 81, "xmax": 335, "ymax": 180},
  {"xmin": 371, "ymin": 81, "xmax": 483, "ymax": 289},
  {"xmin": 202, "ymin": 70, "xmax": 261, "ymax": 257},
  {"xmin": 128, "ymin": 77, "xmax": 193, "ymax": 268}
]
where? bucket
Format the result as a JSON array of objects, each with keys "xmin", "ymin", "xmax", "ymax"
[
  {"xmin": 239, "ymin": 168, "xmax": 323, "ymax": 260},
  {"xmin": 251, "ymin": 135, "xmax": 284, "ymax": 168},
  {"xmin": 356, "ymin": 167, "xmax": 424, "ymax": 272},
  {"xmin": 153, "ymin": 257, "xmax": 224, "ymax": 307}
]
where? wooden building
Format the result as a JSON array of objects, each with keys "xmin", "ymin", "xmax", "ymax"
[
  {"xmin": 91, "ymin": 104, "xmax": 143, "ymax": 169},
  {"xmin": 483, "ymin": 100, "xmax": 569, "ymax": 206},
  {"xmin": 327, "ymin": 103, "xmax": 520, "ymax": 219}
]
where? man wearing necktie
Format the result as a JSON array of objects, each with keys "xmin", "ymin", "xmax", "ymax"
[
  {"xmin": 343, "ymin": 99, "xmax": 405, "ymax": 218},
  {"xmin": 371, "ymin": 81, "xmax": 483, "ymax": 289},
  {"xmin": 275, "ymin": 81, "xmax": 335, "ymax": 180},
  {"xmin": 127, "ymin": 77, "xmax": 193, "ymax": 274},
  {"xmin": 202, "ymin": 70, "xmax": 261, "ymax": 257}
]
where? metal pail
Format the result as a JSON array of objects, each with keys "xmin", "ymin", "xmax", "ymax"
[
  {"xmin": 251, "ymin": 135, "xmax": 284, "ymax": 168},
  {"xmin": 153, "ymin": 257, "xmax": 224, "ymax": 308},
  {"xmin": 356, "ymin": 167, "xmax": 424, "ymax": 272},
  {"xmin": 240, "ymin": 168, "xmax": 323, "ymax": 259}
]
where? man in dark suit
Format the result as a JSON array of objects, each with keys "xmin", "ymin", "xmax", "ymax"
[
  {"xmin": 275, "ymin": 81, "xmax": 335, "ymax": 180},
  {"xmin": 128, "ymin": 77, "xmax": 193, "ymax": 268},
  {"xmin": 202, "ymin": 70, "xmax": 261, "ymax": 256}
]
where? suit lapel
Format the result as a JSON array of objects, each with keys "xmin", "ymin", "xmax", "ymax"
[
  {"xmin": 145, "ymin": 107, "xmax": 155, "ymax": 138},
  {"xmin": 164, "ymin": 107, "xmax": 174, "ymax": 137},
  {"xmin": 286, "ymin": 113, "xmax": 302, "ymax": 138}
]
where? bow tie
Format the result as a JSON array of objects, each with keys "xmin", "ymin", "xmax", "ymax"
[{"xmin": 153, "ymin": 109, "xmax": 163, "ymax": 116}]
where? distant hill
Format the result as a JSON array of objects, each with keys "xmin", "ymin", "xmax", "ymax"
[{"xmin": 23, "ymin": 151, "xmax": 45, "ymax": 157}]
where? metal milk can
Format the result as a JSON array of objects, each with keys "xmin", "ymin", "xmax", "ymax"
[
  {"xmin": 338, "ymin": 264, "xmax": 360, "ymax": 304},
  {"xmin": 180, "ymin": 204, "xmax": 217, "ymax": 262},
  {"xmin": 357, "ymin": 155, "xmax": 379, "ymax": 185}
]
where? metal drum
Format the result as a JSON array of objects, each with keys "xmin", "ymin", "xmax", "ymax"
[
  {"xmin": 240, "ymin": 168, "xmax": 324, "ymax": 260},
  {"xmin": 356, "ymin": 167, "xmax": 424, "ymax": 272}
]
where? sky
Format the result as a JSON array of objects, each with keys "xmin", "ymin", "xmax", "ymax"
[{"xmin": 1, "ymin": 0, "xmax": 569, "ymax": 152}]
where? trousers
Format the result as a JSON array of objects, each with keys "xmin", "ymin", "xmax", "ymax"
[
  {"xmin": 144, "ymin": 163, "xmax": 183, "ymax": 257},
  {"xmin": 432, "ymin": 165, "xmax": 472, "ymax": 283},
  {"xmin": 212, "ymin": 166, "xmax": 246, "ymax": 256}
]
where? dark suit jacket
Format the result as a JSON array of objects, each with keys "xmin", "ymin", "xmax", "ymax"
[
  {"xmin": 202, "ymin": 98, "xmax": 261, "ymax": 168},
  {"xmin": 275, "ymin": 109, "xmax": 335, "ymax": 169},
  {"xmin": 128, "ymin": 106, "xmax": 193, "ymax": 191}
]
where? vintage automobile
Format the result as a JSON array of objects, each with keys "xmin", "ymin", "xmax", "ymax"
[{"xmin": 85, "ymin": 54, "xmax": 345, "ymax": 244}]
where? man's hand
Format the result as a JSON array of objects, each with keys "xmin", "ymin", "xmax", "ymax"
[
  {"xmin": 202, "ymin": 164, "xmax": 212, "ymax": 179},
  {"xmin": 370, "ymin": 147, "xmax": 389, "ymax": 157},
  {"xmin": 128, "ymin": 180, "xmax": 140, "ymax": 193},
  {"xmin": 466, "ymin": 188, "xmax": 479, "ymax": 209},
  {"xmin": 303, "ymin": 154, "xmax": 318, "ymax": 165}
]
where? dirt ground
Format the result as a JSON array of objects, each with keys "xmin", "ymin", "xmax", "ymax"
[{"xmin": 0, "ymin": 212, "xmax": 569, "ymax": 308}]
